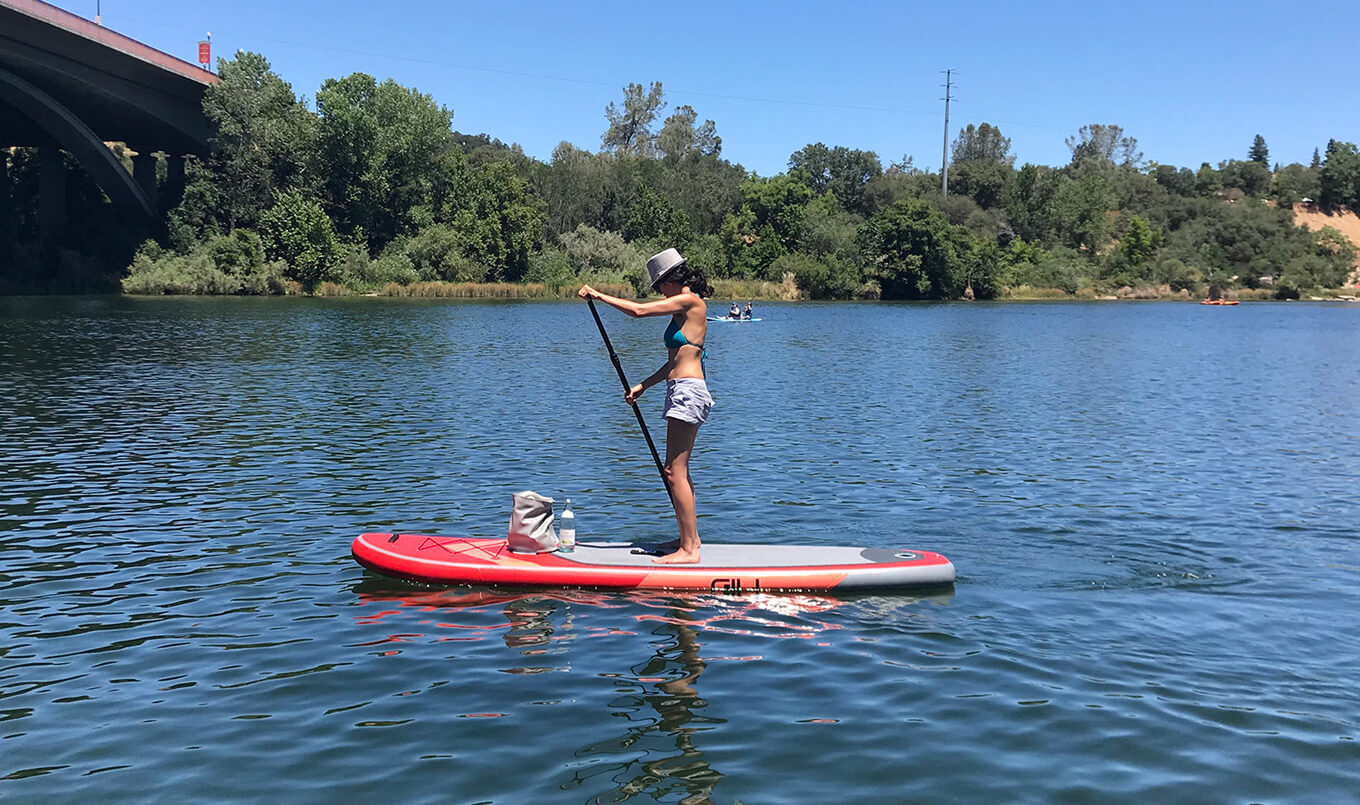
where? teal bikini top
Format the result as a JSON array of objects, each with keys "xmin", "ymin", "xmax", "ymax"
[{"xmin": 664, "ymin": 317, "xmax": 707, "ymax": 363}]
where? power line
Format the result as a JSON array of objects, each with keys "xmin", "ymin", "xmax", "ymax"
[{"xmin": 97, "ymin": 13, "xmax": 940, "ymax": 118}]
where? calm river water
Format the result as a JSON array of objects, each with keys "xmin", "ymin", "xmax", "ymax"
[{"xmin": 2, "ymin": 296, "xmax": 1358, "ymax": 803}]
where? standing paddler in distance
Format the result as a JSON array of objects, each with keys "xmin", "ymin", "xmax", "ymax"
[{"xmin": 578, "ymin": 249, "xmax": 714, "ymax": 564}]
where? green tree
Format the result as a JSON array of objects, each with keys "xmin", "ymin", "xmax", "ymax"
[
  {"xmin": 787, "ymin": 143, "xmax": 883, "ymax": 214},
  {"xmin": 1163, "ymin": 201, "xmax": 1320, "ymax": 282},
  {"xmin": 1154, "ymin": 165, "xmax": 1198, "ymax": 197},
  {"xmin": 1219, "ymin": 160, "xmax": 1272, "ymax": 197},
  {"xmin": 620, "ymin": 181, "xmax": 692, "ymax": 247},
  {"xmin": 1066, "ymin": 124, "xmax": 1142, "ymax": 168},
  {"xmin": 799, "ymin": 192, "xmax": 860, "ymax": 257},
  {"xmin": 1103, "ymin": 214, "xmax": 1162, "ymax": 285},
  {"xmin": 1313, "ymin": 226, "xmax": 1358, "ymax": 279},
  {"xmin": 862, "ymin": 170, "xmax": 937, "ymax": 215},
  {"xmin": 718, "ymin": 207, "xmax": 786, "ymax": 280},
  {"xmin": 259, "ymin": 188, "xmax": 339, "ymax": 290},
  {"xmin": 738, "ymin": 172, "xmax": 815, "ymax": 246},
  {"xmin": 1248, "ymin": 135, "xmax": 1270, "ymax": 165},
  {"xmin": 534, "ymin": 143, "xmax": 618, "ymax": 238},
  {"xmin": 1319, "ymin": 140, "xmax": 1360, "ymax": 210},
  {"xmin": 656, "ymin": 105, "xmax": 721, "ymax": 161},
  {"xmin": 402, "ymin": 224, "xmax": 483, "ymax": 282},
  {"xmin": 1276, "ymin": 254, "xmax": 1344, "ymax": 298},
  {"xmin": 448, "ymin": 161, "xmax": 545, "ymax": 282},
  {"xmin": 655, "ymin": 153, "xmax": 745, "ymax": 235},
  {"xmin": 947, "ymin": 159, "xmax": 1012, "ymax": 209},
  {"xmin": 1271, "ymin": 163, "xmax": 1321, "ymax": 207},
  {"xmin": 858, "ymin": 199, "xmax": 974, "ymax": 299},
  {"xmin": 951, "ymin": 123, "xmax": 1014, "ymax": 166},
  {"xmin": 602, "ymin": 82, "xmax": 665, "ymax": 157},
  {"xmin": 201, "ymin": 51, "xmax": 317, "ymax": 231},
  {"xmin": 1195, "ymin": 162, "xmax": 1222, "ymax": 196},
  {"xmin": 1004, "ymin": 164, "xmax": 1062, "ymax": 243},
  {"xmin": 205, "ymin": 229, "xmax": 266, "ymax": 282},
  {"xmin": 1049, "ymin": 174, "xmax": 1115, "ymax": 253},
  {"xmin": 314, "ymin": 73, "xmax": 453, "ymax": 251}
]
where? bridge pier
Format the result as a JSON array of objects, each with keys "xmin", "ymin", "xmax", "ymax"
[
  {"xmin": 132, "ymin": 150, "xmax": 158, "ymax": 211},
  {"xmin": 164, "ymin": 153, "xmax": 185, "ymax": 212},
  {"xmin": 38, "ymin": 145, "xmax": 63, "ymax": 243},
  {"xmin": 0, "ymin": 148, "xmax": 10, "ymax": 226}
]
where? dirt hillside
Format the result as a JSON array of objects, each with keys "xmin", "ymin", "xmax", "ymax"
[{"xmin": 1292, "ymin": 204, "xmax": 1360, "ymax": 283}]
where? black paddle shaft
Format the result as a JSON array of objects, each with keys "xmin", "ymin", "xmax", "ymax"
[{"xmin": 586, "ymin": 298, "xmax": 673, "ymax": 497}]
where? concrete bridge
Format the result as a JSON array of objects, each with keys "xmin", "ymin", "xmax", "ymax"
[{"xmin": 0, "ymin": 0, "xmax": 217, "ymax": 237}]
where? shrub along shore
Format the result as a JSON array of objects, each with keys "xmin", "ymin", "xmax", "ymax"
[{"xmin": 131, "ymin": 275, "xmax": 1359, "ymax": 302}]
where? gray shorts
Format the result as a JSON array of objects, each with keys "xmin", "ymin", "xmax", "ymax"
[{"xmin": 662, "ymin": 378, "xmax": 713, "ymax": 426}]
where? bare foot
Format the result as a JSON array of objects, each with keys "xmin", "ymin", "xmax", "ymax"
[{"xmin": 653, "ymin": 549, "xmax": 700, "ymax": 565}]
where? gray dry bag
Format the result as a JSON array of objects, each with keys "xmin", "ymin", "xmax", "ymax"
[{"xmin": 507, "ymin": 491, "xmax": 558, "ymax": 553}]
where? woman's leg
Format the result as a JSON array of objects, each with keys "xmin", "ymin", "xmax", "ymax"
[{"xmin": 655, "ymin": 417, "xmax": 700, "ymax": 564}]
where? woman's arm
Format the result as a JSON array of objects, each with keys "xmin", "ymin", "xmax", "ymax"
[
  {"xmin": 578, "ymin": 285, "xmax": 695, "ymax": 318},
  {"xmin": 625, "ymin": 362, "xmax": 672, "ymax": 404}
]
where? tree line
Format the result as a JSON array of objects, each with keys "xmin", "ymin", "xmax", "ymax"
[{"xmin": 3, "ymin": 51, "xmax": 1357, "ymax": 298}]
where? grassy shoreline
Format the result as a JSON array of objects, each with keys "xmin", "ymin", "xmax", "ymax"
[{"xmin": 287, "ymin": 280, "xmax": 1357, "ymax": 302}]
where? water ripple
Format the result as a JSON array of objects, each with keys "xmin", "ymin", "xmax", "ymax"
[{"xmin": 1, "ymin": 298, "xmax": 1358, "ymax": 802}]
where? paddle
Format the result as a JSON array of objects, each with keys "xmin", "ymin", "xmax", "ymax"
[{"xmin": 586, "ymin": 297, "xmax": 673, "ymax": 498}]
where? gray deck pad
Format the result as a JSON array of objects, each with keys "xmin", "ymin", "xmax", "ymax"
[{"xmin": 557, "ymin": 542, "xmax": 922, "ymax": 568}]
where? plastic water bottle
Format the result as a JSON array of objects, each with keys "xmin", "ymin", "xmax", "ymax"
[{"xmin": 558, "ymin": 499, "xmax": 576, "ymax": 552}]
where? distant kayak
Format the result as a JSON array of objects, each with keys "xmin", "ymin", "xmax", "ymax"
[
  {"xmin": 707, "ymin": 316, "xmax": 763, "ymax": 322},
  {"xmin": 1200, "ymin": 299, "xmax": 1240, "ymax": 306}
]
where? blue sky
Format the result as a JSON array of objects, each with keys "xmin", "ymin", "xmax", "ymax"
[{"xmin": 62, "ymin": 0, "xmax": 1359, "ymax": 176}]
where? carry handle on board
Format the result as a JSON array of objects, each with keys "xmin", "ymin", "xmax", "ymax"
[{"xmin": 586, "ymin": 297, "xmax": 673, "ymax": 500}]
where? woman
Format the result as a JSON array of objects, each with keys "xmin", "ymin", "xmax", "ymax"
[{"xmin": 578, "ymin": 248, "xmax": 712, "ymax": 564}]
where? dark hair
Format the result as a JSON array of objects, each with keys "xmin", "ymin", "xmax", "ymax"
[{"xmin": 663, "ymin": 262, "xmax": 713, "ymax": 298}]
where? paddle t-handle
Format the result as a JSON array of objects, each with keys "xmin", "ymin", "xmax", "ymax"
[{"xmin": 586, "ymin": 297, "xmax": 673, "ymax": 498}]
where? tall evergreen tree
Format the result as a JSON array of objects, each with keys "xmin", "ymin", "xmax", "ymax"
[
  {"xmin": 1248, "ymin": 135, "xmax": 1269, "ymax": 165},
  {"xmin": 1319, "ymin": 140, "xmax": 1360, "ymax": 210},
  {"xmin": 1311, "ymin": 148, "xmax": 1322, "ymax": 169}
]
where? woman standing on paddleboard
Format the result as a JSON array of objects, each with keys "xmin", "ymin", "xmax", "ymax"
[{"xmin": 578, "ymin": 249, "xmax": 713, "ymax": 564}]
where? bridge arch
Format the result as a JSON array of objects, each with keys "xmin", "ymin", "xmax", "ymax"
[{"xmin": 0, "ymin": 64, "xmax": 155, "ymax": 224}]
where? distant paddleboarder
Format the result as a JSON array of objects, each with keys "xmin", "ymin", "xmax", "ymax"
[{"xmin": 578, "ymin": 249, "xmax": 713, "ymax": 564}]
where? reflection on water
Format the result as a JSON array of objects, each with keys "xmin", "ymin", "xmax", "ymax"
[
  {"xmin": 572, "ymin": 610, "xmax": 719, "ymax": 805},
  {"xmin": 350, "ymin": 584, "xmax": 877, "ymax": 803}
]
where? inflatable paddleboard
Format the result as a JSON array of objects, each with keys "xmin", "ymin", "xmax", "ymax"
[
  {"xmin": 352, "ymin": 533, "xmax": 954, "ymax": 592},
  {"xmin": 707, "ymin": 316, "xmax": 762, "ymax": 322}
]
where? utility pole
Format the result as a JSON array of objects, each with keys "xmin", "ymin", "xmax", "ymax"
[
  {"xmin": 95, "ymin": 0, "xmax": 101, "ymax": 25},
  {"xmin": 940, "ymin": 68, "xmax": 954, "ymax": 196}
]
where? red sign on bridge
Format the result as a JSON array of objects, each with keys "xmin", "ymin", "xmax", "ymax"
[{"xmin": 197, "ymin": 39, "xmax": 209, "ymax": 67}]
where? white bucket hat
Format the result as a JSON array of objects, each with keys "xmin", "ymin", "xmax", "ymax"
[{"xmin": 646, "ymin": 248, "xmax": 687, "ymax": 289}]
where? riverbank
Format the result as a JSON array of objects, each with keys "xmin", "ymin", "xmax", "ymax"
[
  {"xmin": 306, "ymin": 275, "xmax": 806, "ymax": 300},
  {"xmin": 276, "ymin": 279, "xmax": 1360, "ymax": 302}
]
